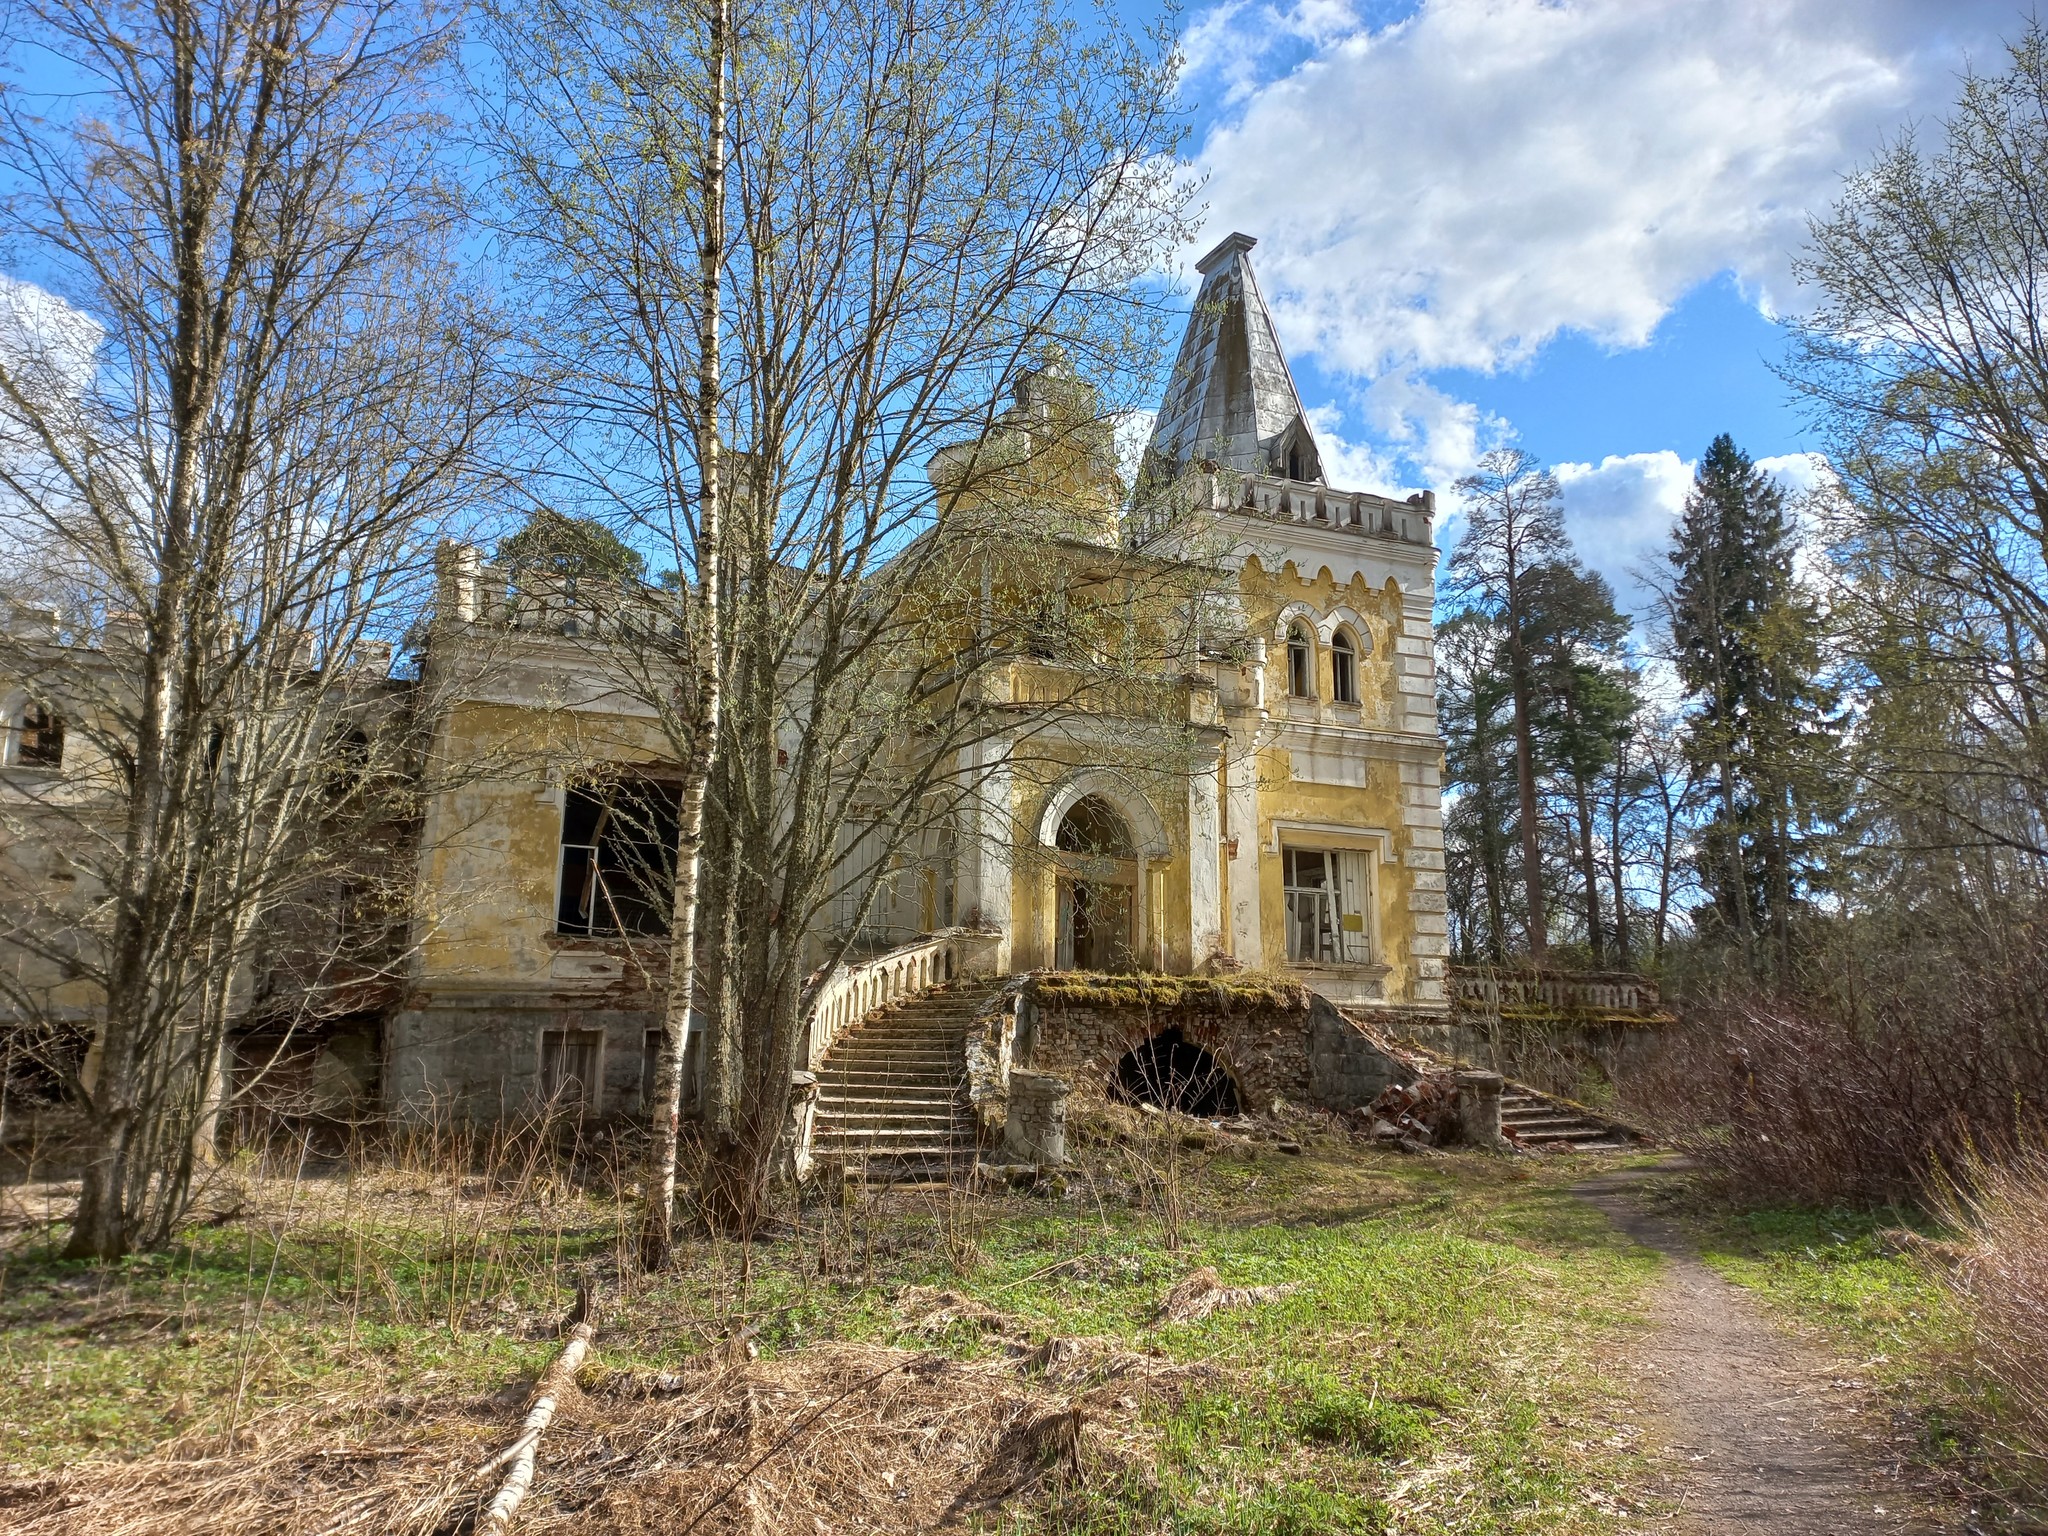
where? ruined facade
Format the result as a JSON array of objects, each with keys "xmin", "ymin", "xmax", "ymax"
[{"xmin": 0, "ymin": 232, "xmax": 1449, "ymax": 1127}]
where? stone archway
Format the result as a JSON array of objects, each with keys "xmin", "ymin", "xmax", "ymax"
[
  {"xmin": 1111, "ymin": 1026, "xmax": 1241, "ymax": 1116},
  {"xmin": 1037, "ymin": 772, "xmax": 1169, "ymax": 973}
]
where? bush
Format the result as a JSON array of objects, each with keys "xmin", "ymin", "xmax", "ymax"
[{"xmin": 1625, "ymin": 994, "xmax": 2047, "ymax": 1206}]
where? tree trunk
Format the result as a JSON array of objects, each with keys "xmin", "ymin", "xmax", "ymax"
[
  {"xmin": 1573, "ymin": 775, "xmax": 1604, "ymax": 965},
  {"xmin": 638, "ymin": 0, "xmax": 729, "ymax": 1272},
  {"xmin": 1605, "ymin": 776, "xmax": 1631, "ymax": 967},
  {"xmin": 1505, "ymin": 633, "xmax": 1548, "ymax": 961}
]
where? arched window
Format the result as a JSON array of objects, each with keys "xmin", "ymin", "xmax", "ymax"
[
  {"xmin": 1286, "ymin": 623, "xmax": 1314, "ymax": 698},
  {"xmin": 1055, "ymin": 795, "xmax": 1133, "ymax": 858},
  {"xmin": 1330, "ymin": 628, "xmax": 1359, "ymax": 704},
  {"xmin": 3, "ymin": 700, "xmax": 63, "ymax": 769}
]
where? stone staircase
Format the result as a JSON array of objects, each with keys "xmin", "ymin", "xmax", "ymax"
[
  {"xmin": 811, "ymin": 977, "xmax": 1002, "ymax": 1181},
  {"xmin": 1498, "ymin": 1084, "xmax": 1635, "ymax": 1151}
]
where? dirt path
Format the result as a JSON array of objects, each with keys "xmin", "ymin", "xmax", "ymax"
[{"xmin": 1575, "ymin": 1165, "xmax": 1953, "ymax": 1534}]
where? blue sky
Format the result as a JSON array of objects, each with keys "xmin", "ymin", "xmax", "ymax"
[{"xmin": 1136, "ymin": 0, "xmax": 2035, "ymax": 615}]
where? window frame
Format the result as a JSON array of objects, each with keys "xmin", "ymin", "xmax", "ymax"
[
  {"xmin": 1281, "ymin": 846, "xmax": 1375, "ymax": 966},
  {"xmin": 2, "ymin": 698, "xmax": 64, "ymax": 770},
  {"xmin": 539, "ymin": 1026, "xmax": 605, "ymax": 1114},
  {"xmin": 1285, "ymin": 623, "xmax": 1315, "ymax": 699},
  {"xmin": 1329, "ymin": 627, "xmax": 1359, "ymax": 705},
  {"xmin": 554, "ymin": 776, "xmax": 683, "ymax": 939}
]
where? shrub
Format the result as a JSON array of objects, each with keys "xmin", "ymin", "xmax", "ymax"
[{"xmin": 1625, "ymin": 994, "xmax": 2047, "ymax": 1206}]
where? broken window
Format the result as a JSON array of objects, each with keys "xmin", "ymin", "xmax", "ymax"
[
  {"xmin": 1282, "ymin": 848, "xmax": 1372, "ymax": 964},
  {"xmin": 4, "ymin": 701, "xmax": 63, "ymax": 769},
  {"xmin": 540, "ymin": 1027, "xmax": 603, "ymax": 1112},
  {"xmin": 556, "ymin": 777, "xmax": 681, "ymax": 937}
]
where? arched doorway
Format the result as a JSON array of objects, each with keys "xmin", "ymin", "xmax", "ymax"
[
  {"xmin": 1054, "ymin": 795, "xmax": 1135, "ymax": 971},
  {"xmin": 1112, "ymin": 1027, "xmax": 1240, "ymax": 1116}
]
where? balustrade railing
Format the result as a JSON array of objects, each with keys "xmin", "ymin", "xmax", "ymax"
[
  {"xmin": 1449, "ymin": 966, "xmax": 1663, "ymax": 1015},
  {"xmin": 803, "ymin": 927, "xmax": 1000, "ymax": 1071}
]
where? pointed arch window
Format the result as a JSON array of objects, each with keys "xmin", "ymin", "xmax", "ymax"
[
  {"xmin": 1286, "ymin": 623, "xmax": 1314, "ymax": 698},
  {"xmin": 3, "ymin": 700, "xmax": 63, "ymax": 769},
  {"xmin": 1330, "ymin": 628, "xmax": 1359, "ymax": 704}
]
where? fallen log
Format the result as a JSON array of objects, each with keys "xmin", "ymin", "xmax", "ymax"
[{"xmin": 477, "ymin": 1289, "xmax": 598, "ymax": 1536}]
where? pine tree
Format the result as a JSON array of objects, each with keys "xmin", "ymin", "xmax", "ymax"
[
  {"xmin": 1438, "ymin": 611, "xmax": 1520, "ymax": 961},
  {"xmin": 1667, "ymin": 434, "xmax": 1839, "ymax": 980},
  {"xmin": 1522, "ymin": 562, "xmax": 1637, "ymax": 965}
]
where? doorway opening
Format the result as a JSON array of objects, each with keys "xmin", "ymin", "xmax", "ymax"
[
  {"xmin": 1053, "ymin": 794, "xmax": 1138, "ymax": 971},
  {"xmin": 1112, "ymin": 1027, "xmax": 1240, "ymax": 1116}
]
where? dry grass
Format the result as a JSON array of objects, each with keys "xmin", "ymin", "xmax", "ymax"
[
  {"xmin": 1931, "ymin": 1148, "xmax": 2048, "ymax": 1504},
  {"xmin": 0, "ymin": 1327, "xmax": 1195, "ymax": 1535},
  {"xmin": 0, "ymin": 1123, "xmax": 1666, "ymax": 1536}
]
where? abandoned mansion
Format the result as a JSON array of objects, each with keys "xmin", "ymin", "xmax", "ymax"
[{"xmin": 0, "ymin": 233, "xmax": 1457, "ymax": 1138}]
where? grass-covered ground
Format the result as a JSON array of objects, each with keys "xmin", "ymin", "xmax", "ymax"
[{"xmin": 0, "ymin": 1118, "xmax": 1674, "ymax": 1534}]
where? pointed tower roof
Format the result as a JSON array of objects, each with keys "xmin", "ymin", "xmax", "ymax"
[{"xmin": 1143, "ymin": 232, "xmax": 1323, "ymax": 483}]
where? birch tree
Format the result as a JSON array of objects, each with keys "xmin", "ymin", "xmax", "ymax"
[
  {"xmin": 0, "ymin": 0, "xmax": 505, "ymax": 1258},
  {"xmin": 488, "ymin": 0, "xmax": 1197, "ymax": 1238}
]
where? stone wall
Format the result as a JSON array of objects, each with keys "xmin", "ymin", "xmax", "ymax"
[
  {"xmin": 1009, "ymin": 975, "xmax": 1412, "ymax": 1116},
  {"xmin": 385, "ymin": 1000, "xmax": 659, "ymax": 1121}
]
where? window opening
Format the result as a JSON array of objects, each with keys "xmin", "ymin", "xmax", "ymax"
[
  {"xmin": 1331, "ymin": 629, "xmax": 1358, "ymax": 704},
  {"xmin": 1286, "ymin": 624, "xmax": 1314, "ymax": 698},
  {"xmin": 557, "ymin": 778, "xmax": 682, "ymax": 936},
  {"xmin": 540, "ymin": 1027, "xmax": 603, "ymax": 1113},
  {"xmin": 1055, "ymin": 795, "xmax": 1134, "ymax": 857},
  {"xmin": 1283, "ymin": 848, "xmax": 1372, "ymax": 964},
  {"xmin": 6, "ymin": 702, "xmax": 63, "ymax": 769},
  {"xmin": 1112, "ymin": 1027, "xmax": 1239, "ymax": 1116}
]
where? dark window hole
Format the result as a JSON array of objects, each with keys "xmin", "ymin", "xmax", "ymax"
[{"xmin": 1111, "ymin": 1027, "xmax": 1240, "ymax": 1117}]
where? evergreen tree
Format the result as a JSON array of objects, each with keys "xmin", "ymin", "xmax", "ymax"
[
  {"xmin": 1523, "ymin": 561, "xmax": 1637, "ymax": 965},
  {"xmin": 1667, "ymin": 434, "xmax": 1839, "ymax": 980},
  {"xmin": 1438, "ymin": 611, "xmax": 1520, "ymax": 961},
  {"xmin": 496, "ymin": 507, "xmax": 647, "ymax": 583}
]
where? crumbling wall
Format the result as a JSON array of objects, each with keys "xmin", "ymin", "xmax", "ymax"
[{"xmin": 1013, "ymin": 974, "xmax": 1412, "ymax": 1115}]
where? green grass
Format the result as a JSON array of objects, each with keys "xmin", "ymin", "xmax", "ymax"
[{"xmin": 0, "ymin": 1135, "xmax": 1667, "ymax": 1533}]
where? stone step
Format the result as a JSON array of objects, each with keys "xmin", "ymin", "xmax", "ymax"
[
  {"xmin": 1515, "ymin": 1125, "xmax": 1618, "ymax": 1144},
  {"xmin": 819, "ymin": 1086, "xmax": 961, "ymax": 1104},
  {"xmin": 813, "ymin": 1129, "xmax": 966, "ymax": 1151},
  {"xmin": 816, "ymin": 1104, "xmax": 962, "ymax": 1125}
]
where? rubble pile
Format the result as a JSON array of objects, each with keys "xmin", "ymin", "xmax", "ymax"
[{"xmin": 1356, "ymin": 1072, "xmax": 1461, "ymax": 1151}]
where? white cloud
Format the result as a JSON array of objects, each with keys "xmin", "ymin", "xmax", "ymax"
[
  {"xmin": 1551, "ymin": 447, "xmax": 1835, "ymax": 619},
  {"xmin": 1187, "ymin": 0, "xmax": 2019, "ymax": 378},
  {"xmin": 1553, "ymin": 450, "xmax": 1693, "ymax": 616}
]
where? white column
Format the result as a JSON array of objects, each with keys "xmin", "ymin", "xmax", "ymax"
[
  {"xmin": 1187, "ymin": 744, "xmax": 1224, "ymax": 967},
  {"xmin": 956, "ymin": 739, "xmax": 1014, "ymax": 972},
  {"xmin": 1225, "ymin": 723, "xmax": 1264, "ymax": 966}
]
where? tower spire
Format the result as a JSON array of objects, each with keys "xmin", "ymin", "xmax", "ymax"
[{"xmin": 1143, "ymin": 232, "xmax": 1323, "ymax": 483}]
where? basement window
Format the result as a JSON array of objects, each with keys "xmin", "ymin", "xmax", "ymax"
[
  {"xmin": 556, "ymin": 777, "xmax": 681, "ymax": 937},
  {"xmin": 540, "ymin": 1027, "xmax": 603, "ymax": 1113}
]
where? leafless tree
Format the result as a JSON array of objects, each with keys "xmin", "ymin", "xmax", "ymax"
[
  {"xmin": 0, "ymin": 0, "xmax": 509, "ymax": 1258},
  {"xmin": 486, "ymin": 0, "xmax": 1202, "ymax": 1239}
]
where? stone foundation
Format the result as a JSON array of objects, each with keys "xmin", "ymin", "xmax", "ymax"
[{"xmin": 1007, "ymin": 975, "xmax": 1414, "ymax": 1117}]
